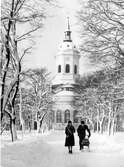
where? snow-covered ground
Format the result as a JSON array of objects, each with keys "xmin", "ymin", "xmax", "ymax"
[{"xmin": 1, "ymin": 130, "xmax": 124, "ymax": 167}]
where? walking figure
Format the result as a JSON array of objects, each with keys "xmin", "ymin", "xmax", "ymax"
[
  {"xmin": 77, "ymin": 120, "xmax": 91, "ymax": 150},
  {"xmin": 65, "ymin": 120, "xmax": 75, "ymax": 154}
]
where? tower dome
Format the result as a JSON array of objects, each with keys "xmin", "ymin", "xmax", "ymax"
[{"xmin": 53, "ymin": 18, "xmax": 80, "ymax": 86}]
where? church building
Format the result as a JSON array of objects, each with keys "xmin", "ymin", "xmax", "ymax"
[{"xmin": 51, "ymin": 18, "xmax": 80, "ymax": 129}]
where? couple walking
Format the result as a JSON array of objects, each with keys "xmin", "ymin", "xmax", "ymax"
[{"xmin": 65, "ymin": 120, "xmax": 91, "ymax": 154}]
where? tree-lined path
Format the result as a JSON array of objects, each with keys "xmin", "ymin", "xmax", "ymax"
[{"xmin": 1, "ymin": 131, "xmax": 124, "ymax": 167}]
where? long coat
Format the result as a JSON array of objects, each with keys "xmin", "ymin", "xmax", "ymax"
[{"xmin": 65, "ymin": 125, "xmax": 75, "ymax": 147}]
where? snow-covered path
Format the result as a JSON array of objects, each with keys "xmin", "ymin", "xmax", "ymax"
[{"xmin": 1, "ymin": 131, "xmax": 124, "ymax": 167}]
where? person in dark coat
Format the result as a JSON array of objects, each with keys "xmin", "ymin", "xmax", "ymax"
[
  {"xmin": 65, "ymin": 120, "xmax": 75, "ymax": 154},
  {"xmin": 77, "ymin": 120, "xmax": 91, "ymax": 150}
]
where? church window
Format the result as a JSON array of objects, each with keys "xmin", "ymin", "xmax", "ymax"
[
  {"xmin": 74, "ymin": 65, "xmax": 77, "ymax": 74},
  {"xmin": 67, "ymin": 45, "xmax": 69, "ymax": 47},
  {"xmin": 65, "ymin": 87, "xmax": 73, "ymax": 91},
  {"xmin": 73, "ymin": 110, "xmax": 78, "ymax": 123},
  {"xmin": 58, "ymin": 65, "xmax": 61, "ymax": 73},
  {"xmin": 56, "ymin": 110, "xmax": 62, "ymax": 123},
  {"xmin": 65, "ymin": 110, "xmax": 70, "ymax": 123},
  {"xmin": 65, "ymin": 64, "xmax": 70, "ymax": 73},
  {"xmin": 66, "ymin": 87, "xmax": 70, "ymax": 91}
]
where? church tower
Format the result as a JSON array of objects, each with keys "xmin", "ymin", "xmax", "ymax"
[{"xmin": 51, "ymin": 18, "xmax": 80, "ymax": 129}]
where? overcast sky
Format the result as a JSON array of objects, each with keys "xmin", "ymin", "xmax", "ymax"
[{"xmin": 23, "ymin": 0, "xmax": 95, "ymax": 75}]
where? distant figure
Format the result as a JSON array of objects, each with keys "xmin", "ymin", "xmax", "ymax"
[
  {"xmin": 77, "ymin": 120, "xmax": 91, "ymax": 150},
  {"xmin": 65, "ymin": 120, "xmax": 75, "ymax": 154}
]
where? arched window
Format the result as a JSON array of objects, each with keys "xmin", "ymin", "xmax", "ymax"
[
  {"xmin": 66, "ymin": 87, "xmax": 70, "ymax": 91},
  {"xmin": 56, "ymin": 110, "xmax": 62, "ymax": 123},
  {"xmin": 50, "ymin": 110, "xmax": 54, "ymax": 123},
  {"xmin": 65, "ymin": 110, "xmax": 70, "ymax": 123},
  {"xmin": 73, "ymin": 110, "xmax": 78, "ymax": 123},
  {"xmin": 58, "ymin": 65, "xmax": 61, "ymax": 73},
  {"xmin": 74, "ymin": 65, "xmax": 77, "ymax": 74},
  {"xmin": 65, "ymin": 64, "xmax": 70, "ymax": 73}
]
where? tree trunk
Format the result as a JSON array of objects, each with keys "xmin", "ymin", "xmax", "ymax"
[
  {"xmin": 99, "ymin": 122, "xmax": 103, "ymax": 134},
  {"xmin": 110, "ymin": 118, "xmax": 115, "ymax": 135},
  {"xmin": 28, "ymin": 121, "xmax": 32, "ymax": 132},
  {"xmin": 20, "ymin": 116, "xmax": 25, "ymax": 137},
  {"xmin": 99, "ymin": 115, "xmax": 105, "ymax": 134},
  {"xmin": 107, "ymin": 102, "xmax": 112, "ymax": 135},
  {"xmin": 107, "ymin": 119, "xmax": 111, "ymax": 136},
  {"xmin": 96, "ymin": 107, "xmax": 100, "ymax": 133},
  {"xmin": 37, "ymin": 112, "xmax": 47, "ymax": 133},
  {"xmin": 19, "ymin": 87, "xmax": 25, "ymax": 137},
  {"xmin": 0, "ymin": 123, "xmax": 7, "ymax": 135},
  {"xmin": 10, "ymin": 117, "xmax": 17, "ymax": 142},
  {"xmin": 37, "ymin": 120, "xmax": 43, "ymax": 133},
  {"xmin": 96, "ymin": 119, "xmax": 99, "ymax": 133},
  {"xmin": 37, "ymin": 120, "xmax": 40, "ymax": 133},
  {"xmin": 93, "ymin": 123, "xmax": 96, "ymax": 132}
]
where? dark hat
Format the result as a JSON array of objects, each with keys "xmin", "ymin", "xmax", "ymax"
[
  {"xmin": 68, "ymin": 120, "xmax": 72, "ymax": 124},
  {"xmin": 81, "ymin": 120, "xmax": 85, "ymax": 124}
]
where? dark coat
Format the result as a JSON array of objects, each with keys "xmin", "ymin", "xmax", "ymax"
[
  {"xmin": 65, "ymin": 125, "xmax": 75, "ymax": 147},
  {"xmin": 77, "ymin": 124, "xmax": 91, "ymax": 139}
]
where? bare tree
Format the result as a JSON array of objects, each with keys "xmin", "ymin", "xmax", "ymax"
[
  {"xmin": 19, "ymin": 86, "xmax": 25, "ymax": 136},
  {"xmin": 23, "ymin": 68, "xmax": 53, "ymax": 133},
  {"xmin": 78, "ymin": 0, "xmax": 124, "ymax": 135},
  {"xmin": 75, "ymin": 67, "xmax": 124, "ymax": 135},
  {"xmin": 0, "ymin": 0, "xmax": 52, "ymax": 141},
  {"xmin": 79, "ymin": 0, "xmax": 124, "ymax": 66}
]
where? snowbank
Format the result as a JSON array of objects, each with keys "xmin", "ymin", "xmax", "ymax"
[
  {"xmin": 0, "ymin": 130, "xmax": 51, "ymax": 149},
  {"xmin": 90, "ymin": 132, "xmax": 124, "ymax": 154}
]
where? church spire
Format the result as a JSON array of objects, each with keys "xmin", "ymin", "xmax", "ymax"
[
  {"xmin": 67, "ymin": 17, "xmax": 70, "ymax": 30},
  {"xmin": 63, "ymin": 17, "xmax": 72, "ymax": 42}
]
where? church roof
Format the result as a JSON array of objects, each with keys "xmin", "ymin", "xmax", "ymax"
[{"xmin": 54, "ymin": 90, "xmax": 79, "ymax": 97}]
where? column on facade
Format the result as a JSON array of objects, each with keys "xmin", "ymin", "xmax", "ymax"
[
  {"xmin": 54, "ymin": 110, "xmax": 56, "ymax": 124},
  {"xmin": 70, "ymin": 109, "xmax": 73, "ymax": 123},
  {"xmin": 62, "ymin": 110, "xmax": 64, "ymax": 124}
]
